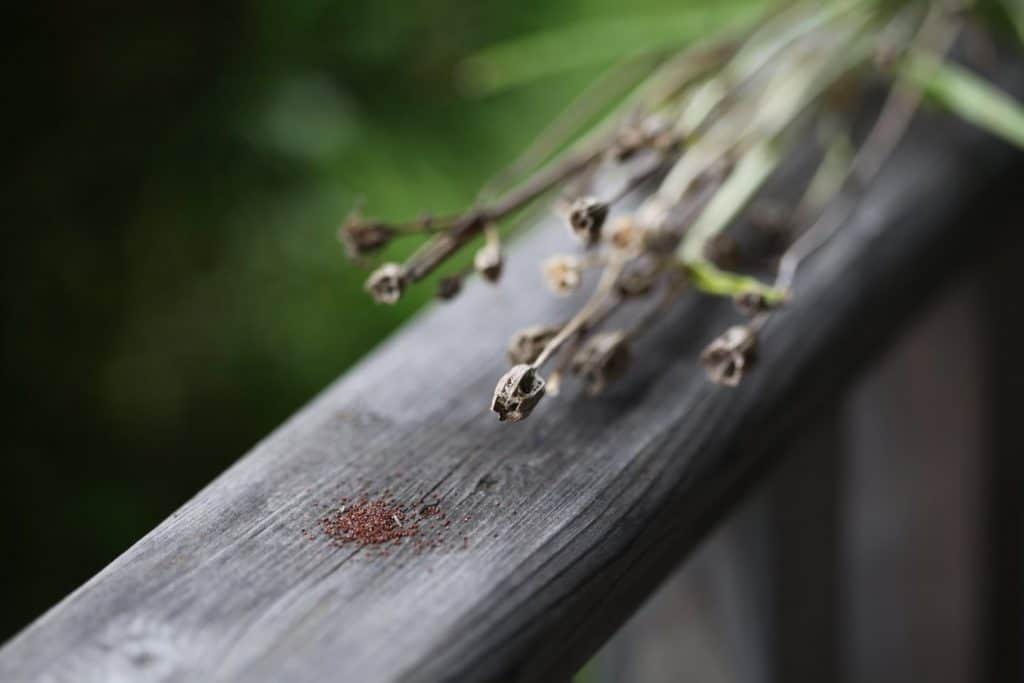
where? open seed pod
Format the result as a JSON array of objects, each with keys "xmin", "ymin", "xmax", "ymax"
[
  {"xmin": 365, "ymin": 263, "xmax": 406, "ymax": 304},
  {"xmin": 338, "ymin": 221, "xmax": 396, "ymax": 259},
  {"xmin": 566, "ymin": 197, "xmax": 609, "ymax": 246},
  {"xmin": 570, "ymin": 330, "xmax": 631, "ymax": 395},
  {"xmin": 615, "ymin": 256, "xmax": 660, "ymax": 298},
  {"xmin": 700, "ymin": 325, "xmax": 758, "ymax": 387},
  {"xmin": 507, "ymin": 324, "xmax": 561, "ymax": 365},
  {"xmin": 474, "ymin": 240, "xmax": 503, "ymax": 283},
  {"xmin": 491, "ymin": 364, "xmax": 546, "ymax": 423},
  {"xmin": 542, "ymin": 255, "xmax": 582, "ymax": 295}
]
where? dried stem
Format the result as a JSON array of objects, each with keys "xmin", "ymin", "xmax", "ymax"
[
  {"xmin": 532, "ymin": 258, "xmax": 624, "ymax": 369},
  {"xmin": 776, "ymin": 4, "xmax": 961, "ymax": 292},
  {"xmin": 477, "ymin": 56, "xmax": 658, "ymax": 203},
  {"xmin": 404, "ymin": 144, "xmax": 608, "ymax": 283}
]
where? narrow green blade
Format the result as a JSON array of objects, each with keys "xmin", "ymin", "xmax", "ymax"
[
  {"xmin": 902, "ymin": 50, "xmax": 1024, "ymax": 149},
  {"xmin": 459, "ymin": 4, "xmax": 761, "ymax": 93}
]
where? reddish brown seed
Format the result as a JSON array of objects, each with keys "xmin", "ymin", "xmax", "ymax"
[
  {"xmin": 305, "ymin": 479, "xmax": 495, "ymax": 558},
  {"xmin": 317, "ymin": 498, "xmax": 419, "ymax": 547}
]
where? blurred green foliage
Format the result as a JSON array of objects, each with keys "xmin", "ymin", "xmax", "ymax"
[{"xmin": 0, "ymin": 0, "xmax": 747, "ymax": 642}]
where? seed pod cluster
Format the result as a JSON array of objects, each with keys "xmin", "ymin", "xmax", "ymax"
[{"xmin": 338, "ymin": 0, "xmax": 921, "ymax": 423}]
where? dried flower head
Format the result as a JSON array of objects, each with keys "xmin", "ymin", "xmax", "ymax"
[
  {"xmin": 570, "ymin": 330, "xmax": 631, "ymax": 395},
  {"xmin": 474, "ymin": 240, "xmax": 503, "ymax": 282},
  {"xmin": 607, "ymin": 216, "xmax": 642, "ymax": 252},
  {"xmin": 566, "ymin": 197, "xmax": 609, "ymax": 246},
  {"xmin": 543, "ymin": 255, "xmax": 583, "ymax": 295},
  {"xmin": 507, "ymin": 324, "xmax": 561, "ymax": 365},
  {"xmin": 365, "ymin": 263, "xmax": 406, "ymax": 305},
  {"xmin": 700, "ymin": 325, "xmax": 758, "ymax": 387},
  {"xmin": 491, "ymin": 364, "xmax": 546, "ymax": 423},
  {"xmin": 437, "ymin": 274, "xmax": 463, "ymax": 301},
  {"xmin": 339, "ymin": 220, "xmax": 396, "ymax": 259}
]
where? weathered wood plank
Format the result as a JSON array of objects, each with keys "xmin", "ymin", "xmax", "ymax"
[
  {"xmin": 842, "ymin": 280, "xmax": 989, "ymax": 683},
  {"xmin": 981, "ymin": 235, "xmax": 1024, "ymax": 683},
  {"xmin": 1, "ymin": 90, "xmax": 1021, "ymax": 681}
]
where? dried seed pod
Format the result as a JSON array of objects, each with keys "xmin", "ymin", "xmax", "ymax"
[
  {"xmin": 365, "ymin": 263, "xmax": 405, "ymax": 305},
  {"xmin": 507, "ymin": 324, "xmax": 560, "ymax": 365},
  {"xmin": 542, "ymin": 255, "xmax": 582, "ymax": 295},
  {"xmin": 491, "ymin": 364, "xmax": 546, "ymax": 423},
  {"xmin": 607, "ymin": 216, "xmax": 641, "ymax": 253},
  {"xmin": 338, "ymin": 220, "xmax": 396, "ymax": 259},
  {"xmin": 700, "ymin": 325, "xmax": 758, "ymax": 387},
  {"xmin": 437, "ymin": 274, "xmax": 463, "ymax": 301},
  {"xmin": 733, "ymin": 291, "xmax": 780, "ymax": 315},
  {"xmin": 566, "ymin": 197, "xmax": 609, "ymax": 246},
  {"xmin": 615, "ymin": 256, "xmax": 659, "ymax": 298},
  {"xmin": 612, "ymin": 127, "xmax": 645, "ymax": 162},
  {"xmin": 612, "ymin": 115, "xmax": 673, "ymax": 161},
  {"xmin": 570, "ymin": 331, "xmax": 631, "ymax": 396},
  {"xmin": 474, "ymin": 240, "xmax": 503, "ymax": 282}
]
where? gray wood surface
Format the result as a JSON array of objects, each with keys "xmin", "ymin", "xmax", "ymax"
[{"xmin": 1, "ymin": 100, "xmax": 1021, "ymax": 681}]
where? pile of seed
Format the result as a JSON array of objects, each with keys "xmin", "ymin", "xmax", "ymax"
[
  {"xmin": 301, "ymin": 488, "xmax": 475, "ymax": 558},
  {"xmin": 318, "ymin": 497, "xmax": 419, "ymax": 547}
]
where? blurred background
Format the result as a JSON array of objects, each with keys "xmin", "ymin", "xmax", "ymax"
[{"xmin": 0, "ymin": 0, "xmax": 763, "ymax": 642}]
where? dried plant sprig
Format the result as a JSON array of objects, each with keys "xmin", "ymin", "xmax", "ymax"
[
  {"xmin": 339, "ymin": 1, "xmax": 1024, "ymax": 421},
  {"xmin": 696, "ymin": 0, "xmax": 963, "ymax": 387}
]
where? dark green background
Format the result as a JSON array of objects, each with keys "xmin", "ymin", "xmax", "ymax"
[{"xmin": 0, "ymin": 0, "xmax": 723, "ymax": 641}]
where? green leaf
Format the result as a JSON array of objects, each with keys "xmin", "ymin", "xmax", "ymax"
[
  {"xmin": 683, "ymin": 260, "xmax": 788, "ymax": 303},
  {"xmin": 458, "ymin": 4, "xmax": 762, "ymax": 94},
  {"xmin": 901, "ymin": 50, "xmax": 1024, "ymax": 149}
]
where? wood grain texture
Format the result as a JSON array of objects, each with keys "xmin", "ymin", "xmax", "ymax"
[{"xmin": 2, "ymin": 94, "xmax": 1022, "ymax": 681}]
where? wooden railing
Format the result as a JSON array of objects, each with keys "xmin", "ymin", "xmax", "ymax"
[{"xmin": 1, "ymin": 74, "xmax": 1022, "ymax": 682}]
